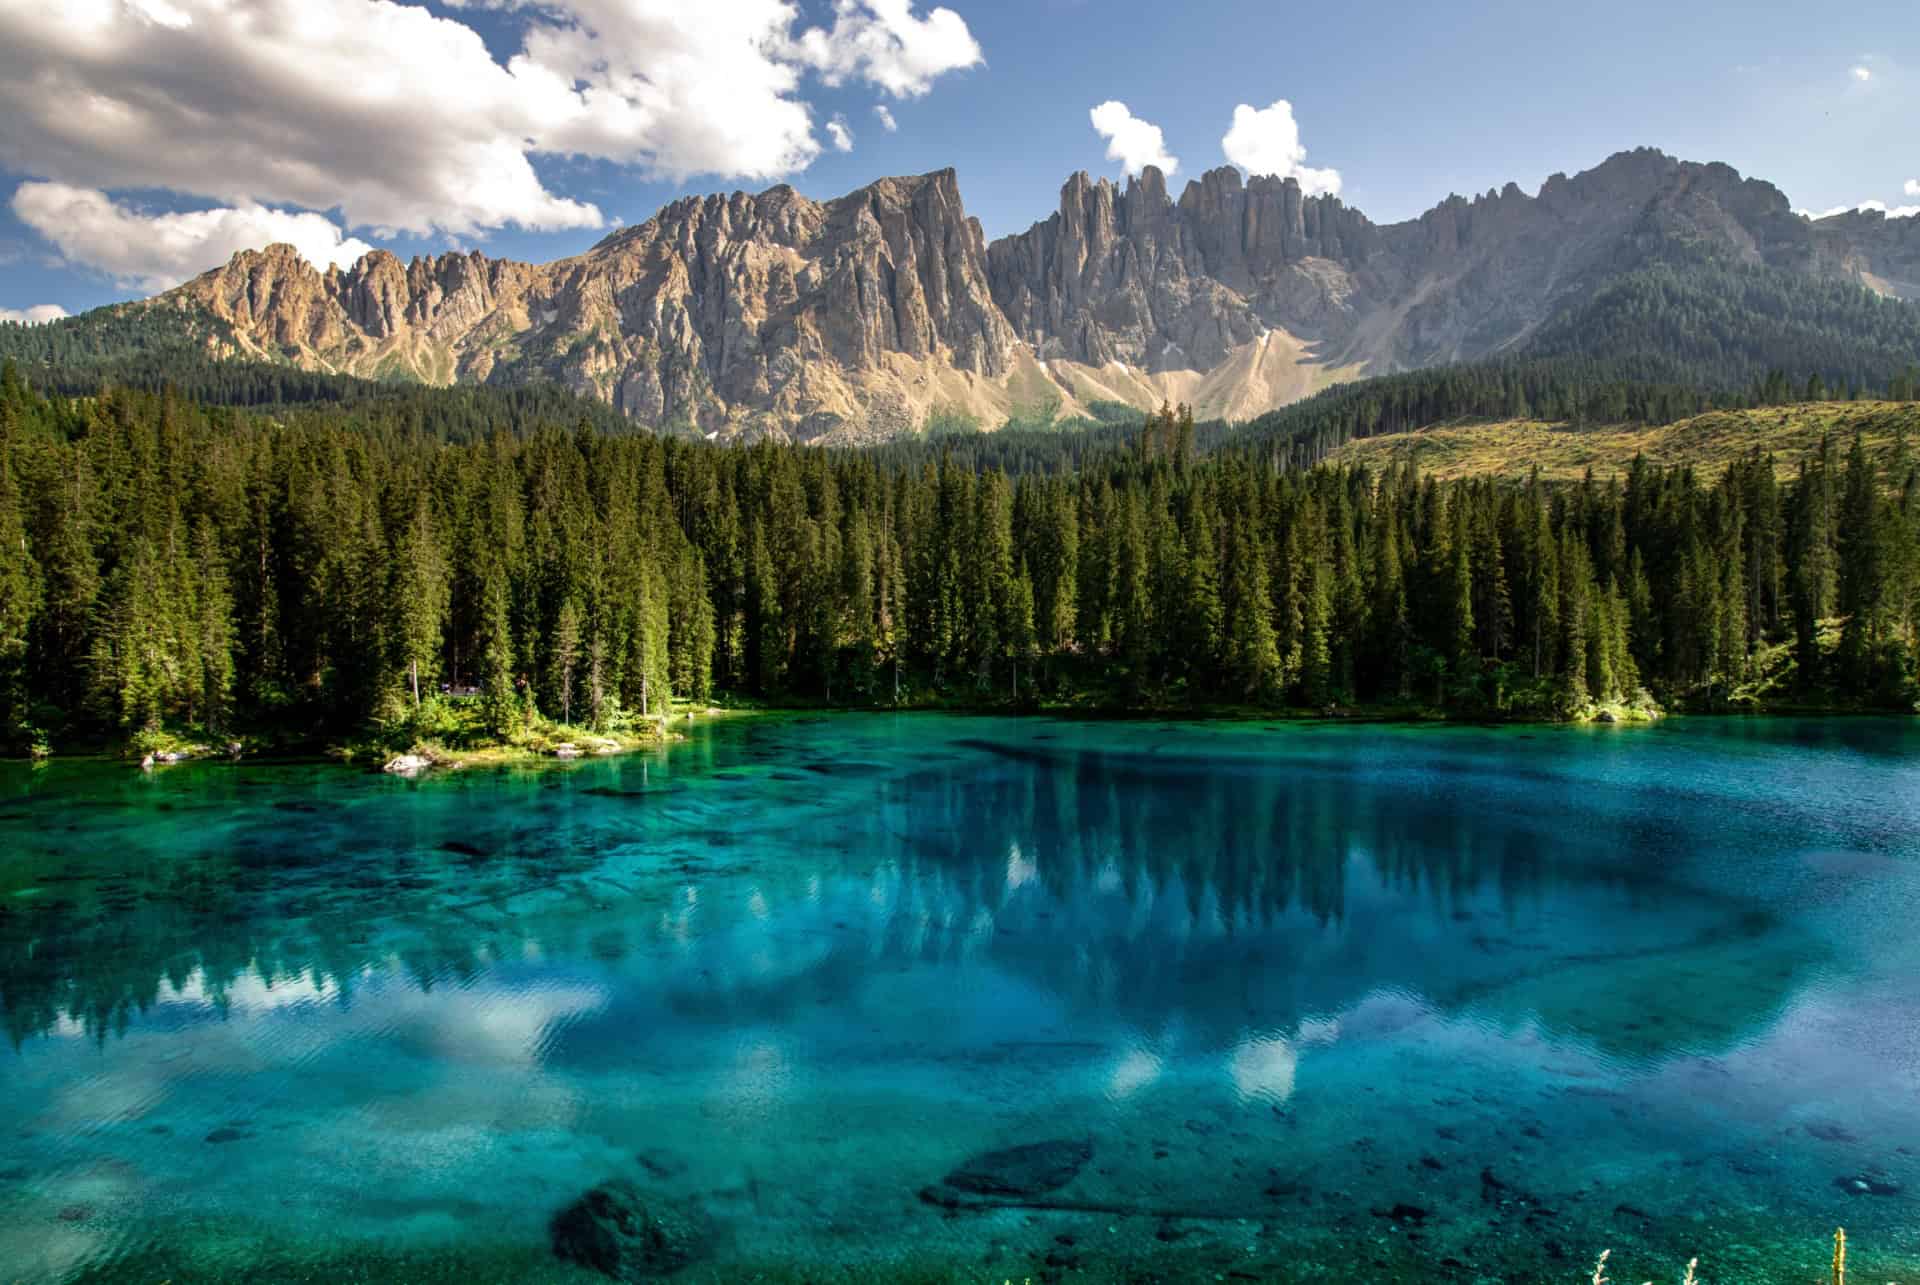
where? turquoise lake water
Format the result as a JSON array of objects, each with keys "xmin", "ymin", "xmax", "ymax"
[{"xmin": 2, "ymin": 714, "xmax": 1919, "ymax": 1283}]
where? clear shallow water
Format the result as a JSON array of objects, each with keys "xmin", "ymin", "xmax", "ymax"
[{"xmin": 2, "ymin": 716, "xmax": 1919, "ymax": 1283}]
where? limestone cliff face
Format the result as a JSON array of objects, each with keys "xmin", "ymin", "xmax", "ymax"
[
  {"xmin": 981, "ymin": 148, "xmax": 1891, "ymax": 382},
  {"xmin": 155, "ymin": 149, "xmax": 1920, "ymax": 438},
  {"xmin": 164, "ymin": 170, "xmax": 1020, "ymax": 440},
  {"xmin": 1810, "ymin": 210, "xmax": 1920, "ymax": 301}
]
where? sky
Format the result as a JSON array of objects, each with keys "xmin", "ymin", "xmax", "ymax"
[{"xmin": 1, "ymin": 0, "xmax": 1916, "ymax": 323}]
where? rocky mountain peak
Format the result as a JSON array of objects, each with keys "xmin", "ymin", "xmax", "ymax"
[{"xmin": 150, "ymin": 148, "xmax": 1920, "ymax": 438}]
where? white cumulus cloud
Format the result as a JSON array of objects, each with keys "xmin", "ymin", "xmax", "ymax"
[
  {"xmin": 1089, "ymin": 101, "xmax": 1178, "ymax": 178},
  {"xmin": 1906, "ymin": 179, "xmax": 1920, "ymax": 197},
  {"xmin": 1221, "ymin": 99, "xmax": 1341, "ymax": 197},
  {"xmin": 788, "ymin": 0, "xmax": 983, "ymax": 98},
  {"xmin": 0, "ymin": 303, "xmax": 68, "ymax": 325},
  {"xmin": 0, "ymin": 0, "xmax": 982, "ymax": 266},
  {"xmin": 874, "ymin": 104, "xmax": 898, "ymax": 132},
  {"xmin": 826, "ymin": 115, "xmax": 855, "ymax": 152},
  {"xmin": 1851, "ymin": 65, "xmax": 1873, "ymax": 82},
  {"xmin": 11, "ymin": 183, "xmax": 375, "ymax": 291}
]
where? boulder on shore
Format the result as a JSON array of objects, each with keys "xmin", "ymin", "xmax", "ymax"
[
  {"xmin": 383, "ymin": 753, "xmax": 432, "ymax": 776},
  {"xmin": 551, "ymin": 1180, "xmax": 710, "ymax": 1281},
  {"xmin": 553, "ymin": 743, "xmax": 581, "ymax": 759}
]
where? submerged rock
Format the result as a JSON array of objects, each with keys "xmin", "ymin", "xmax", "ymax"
[
  {"xmin": 1835, "ymin": 1172, "xmax": 1902, "ymax": 1197},
  {"xmin": 383, "ymin": 753, "xmax": 432, "ymax": 776},
  {"xmin": 636, "ymin": 1149, "xmax": 689, "ymax": 1181},
  {"xmin": 551, "ymin": 1180, "xmax": 710, "ymax": 1281},
  {"xmin": 941, "ymin": 1138, "xmax": 1093, "ymax": 1198}
]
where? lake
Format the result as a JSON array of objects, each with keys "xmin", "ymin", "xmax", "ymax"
[{"xmin": 2, "ymin": 714, "xmax": 1919, "ymax": 1283}]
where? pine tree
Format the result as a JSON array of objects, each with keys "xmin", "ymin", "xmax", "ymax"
[
  {"xmin": 477, "ymin": 568, "xmax": 518, "ymax": 740},
  {"xmin": 1448, "ymin": 505, "xmax": 1477, "ymax": 682},
  {"xmin": 1178, "ymin": 486, "xmax": 1223, "ymax": 693},
  {"xmin": 191, "ymin": 517, "xmax": 234, "ymax": 733},
  {"xmin": 1526, "ymin": 487, "xmax": 1559, "ymax": 680},
  {"xmin": 0, "ymin": 452, "xmax": 37, "ymax": 734},
  {"xmin": 550, "ymin": 595, "xmax": 582, "ymax": 725},
  {"xmin": 1006, "ymin": 561, "xmax": 1036, "ymax": 700},
  {"xmin": 1558, "ymin": 530, "xmax": 1592, "ymax": 711},
  {"xmin": 391, "ymin": 496, "xmax": 449, "ymax": 709},
  {"xmin": 1222, "ymin": 512, "xmax": 1280, "ymax": 700},
  {"xmin": 1836, "ymin": 434, "xmax": 1884, "ymax": 694},
  {"xmin": 1788, "ymin": 453, "xmax": 1836, "ymax": 692}
]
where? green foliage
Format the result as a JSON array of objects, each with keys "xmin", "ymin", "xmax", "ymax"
[{"xmin": 2, "ymin": 364, "xmax": 1915, "ymax": 752}]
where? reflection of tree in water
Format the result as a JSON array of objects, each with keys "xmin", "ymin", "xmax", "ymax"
[
  {"xmin": 0, "ymin": 735, "xmax": 1822, "ymax": 1060},
  {"xmin": 0, "ymin": 760, "xmax": 646, "ymax": 1046},
  {"xmin": 775, "ymin": 739, "xmax": 1826, "ymax": 1059}
]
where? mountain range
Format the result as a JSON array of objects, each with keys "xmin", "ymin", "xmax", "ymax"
[{"xmin": 98, "ymin": 147, "xmax": 1920, "ymax": 440}]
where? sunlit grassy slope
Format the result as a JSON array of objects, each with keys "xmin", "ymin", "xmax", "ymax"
[{"xmin": 1328, "ymin": 400, "xmax": 1920, "ymax": 482}]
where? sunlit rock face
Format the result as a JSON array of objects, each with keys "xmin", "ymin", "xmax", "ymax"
[{"xmin": 146, "ymin": 149, "xmax": 1920, "ymax": 440}]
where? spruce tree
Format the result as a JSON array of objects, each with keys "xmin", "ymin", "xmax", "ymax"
[
  {"xmin": 392, "ymin": 497, "xmax": 449, "ymax": 709},
  {"xmin": 0, "ymin": 448, "xmax": 38, "ymax": 732},
  {"xmin": 550, "ymin": 595, "xmax": 582, "ymax": 725}
]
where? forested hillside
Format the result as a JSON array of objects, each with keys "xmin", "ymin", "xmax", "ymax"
[
  {"xmin": 1524, "ymin": 249, "xmax": 1920, "ymax": 393},
  {"xmin": 2, "ymin": 365, "xmax": 1915, "ymax": 756}
]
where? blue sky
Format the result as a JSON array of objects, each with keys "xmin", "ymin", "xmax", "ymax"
[{"xmin": 1, "ymin": 0, "xmax": 1915, "ymax": 321}]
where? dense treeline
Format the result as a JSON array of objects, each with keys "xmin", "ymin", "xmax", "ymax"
[{"xmin": 2, "ymin": 373, "xmax": 1915, "ymax": 751}]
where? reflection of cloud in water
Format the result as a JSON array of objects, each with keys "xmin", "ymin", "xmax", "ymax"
[
  {"xmin": 169, "ymin": 965, "xmax": 343, "ymax": 1014},
  {"xmin": 436, "ymin": 980, "xmax": 607, "ymax": 1067},
  {"xmin": 1107, "ymin": 1045, "xmax": 1162, "ymax": 1100},
  {"xmin": 1227, "ymin": 1035, "xmax": 1298, "ymax": 1105},
  {"xmin": 1296, "ymin": 1015, "xmax": 1342, "ymax": 1047},
  {"xmin": 1006, "ymin": 842, "xmax": 1037, "ymax": 891}
]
